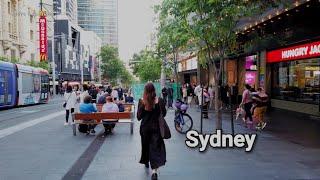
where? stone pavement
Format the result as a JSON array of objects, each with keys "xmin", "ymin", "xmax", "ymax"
[
  {"xmin": 0, "ymin": 102, "xmax": 319, "ymax": 180},
  {"xmin": 81, "ymin": 107, "xmax": 320, "ymax": 180}
]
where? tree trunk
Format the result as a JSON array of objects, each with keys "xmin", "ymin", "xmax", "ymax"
[{"xmin": 214, "ymin": 82, "xmax": 222, "ymax": 130}]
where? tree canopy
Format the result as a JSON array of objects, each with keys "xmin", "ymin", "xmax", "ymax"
[
  {"xmin": 129, "ymin": 49, "xmax": 163, "ymax": 82},
  {"xmin": 100, "ymin": 45, "xmax": 133, "ymax": 86}
]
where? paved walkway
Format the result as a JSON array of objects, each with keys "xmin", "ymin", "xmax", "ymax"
[
  {"xmin": 82, "ymin": 107, "xmax": 320, "ymax": 180},
  {"xmin": 0, "ymin": 102, "xmax": 319, "ymax": 180}
]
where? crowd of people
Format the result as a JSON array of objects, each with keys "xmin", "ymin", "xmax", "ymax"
[
  {"xmin": 62, "ymin": 83, "xmax": 134, "ymax": 135},
  {"xmin": 161, "ymin": 82, "xmax": 269, "ymax": 130},
  {"xmin": 61, "ymin": 81, "xmax": 270, "ymax": 180}
]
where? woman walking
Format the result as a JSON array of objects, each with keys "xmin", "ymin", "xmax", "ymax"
[
  {"xmin": 137, "ymin": 83, "xmax": 167, "ymax": 180},
  {"xmin": 64, "ymin": 85, "xmax": 77, "ymax": 126},
  {"xmin": 240, "ymin": 84, "xmax": 253, "ymax": 123}
]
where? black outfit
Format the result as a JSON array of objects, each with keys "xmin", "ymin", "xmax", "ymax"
[
  {"xmin": 244, "ymin": 102, "xmax": 253, "ymax": 121},
  {"xmin": 161, "ymin": 88, "xmax": 168, "ymax": 106},
  {"xmin": 125, "ymin": 96, "xmax": 134, "ymax": 103},
  {"xmin": 118, "ymin": 88, "xmax": 124, "ymax": 100},
  {"xmin": 137, "ymin": 98, "xmax": 167, "ymax": 169},
  {"xmin": 167, "ymin": 87, "xmax": 173, "ymax": 108}
]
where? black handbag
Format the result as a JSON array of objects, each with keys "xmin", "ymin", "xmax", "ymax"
[{"xmin": 159, "ymin": 98, "xmax": 171, "ymax": 139}]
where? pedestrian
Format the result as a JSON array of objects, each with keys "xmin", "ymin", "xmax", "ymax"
[
  {"xmin": 194, "ymin": 84, "xmax": 201, "ymax": 108},
  {"xmin": 187, "ymin": 83, "xmax": 193, "ymax": 106},
  {"xmin": 97, "ymin": 92, "xmax": 109, "ymax": 104},
  {"xmin": 80, "ymin": 84, "xmax": 89, "ymax": 103},
  {"xmin": 79, "ymin": 95, "xmax": 97, "ymax": 134},
  {"xmin": 64, "ymin": 85, "xmax": 77, "ymax": 126},
  {"xmin": 118, "ymin": 86, "xmax": 124, "ymax": 101},
  {"xmin": 102, "ymin": 96, "xmax": 119, "ymax": 134},
  {"xmin": 96, "ymin": 88, "xmax": 104, "ymax": 103},
  {"xmin": 161, "ymin": 86, "xmax": 168, "ymax": 107},
  {"xmin": 125, "ymin": 93, "xmax": 134, "ymax": 103},
  {"xmin": 111, "ymin": 87, "xmax": 119, "ymax": 101},
  {"xmin": 208, "ymin": 85, "xmax": 214, "ymax": 110},
  {"xmin": 137, "ymin": 83, "xmax": 167, "ymax": 180},
  {"xmin": 167, "ymin": 85, "xmax": 173, "ymax": 108},
  {"xmin": 240, "ymin": 84, "xmax": 253, "ymax": 123},
  {"xmin": 252, "ymin": 87, "xmax": 269, "ymax": 130},
  {"xmin": 198, "ymin": 87, "xmax": 210, "ymax": 118},
  {"xmin": 182, "ymin": 84, "xmax": 187, "ymax": 103}
]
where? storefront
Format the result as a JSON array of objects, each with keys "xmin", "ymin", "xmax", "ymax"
[{"xmin": 266, "ymin": 40, "xmax": 320, "ymax": 116}]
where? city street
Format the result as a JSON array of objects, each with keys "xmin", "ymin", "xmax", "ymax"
[{"xmin": 0, "ymin": 97, "xmax": 320, "ymax": 180}]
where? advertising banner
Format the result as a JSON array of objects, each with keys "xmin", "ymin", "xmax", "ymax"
[{"xmin": 39, "ymin": 11, "xmax": 47, "ymax": 62}]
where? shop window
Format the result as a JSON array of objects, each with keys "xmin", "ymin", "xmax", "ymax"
[
  {"xmin": 245, "ymin": 55, "xmax": 258, "ymax": 88},
  {"xmin": 271, "ymin": 58, "xmax": 320, "ymax": 104}
]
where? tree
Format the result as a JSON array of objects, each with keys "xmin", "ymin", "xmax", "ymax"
[
  {"xmin": 157, "ymin": 0, "xmax": 285, "ymax": 129},
  {"xmin": 130, "ymin": 49, "xmax": 163, "ymax": 82},
  {"xmin": 100, "ymin": 45, "xmax": 133, "ymax": 86}
]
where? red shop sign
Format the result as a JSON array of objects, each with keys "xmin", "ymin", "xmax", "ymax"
[
  {"xmin": 266, "ymin": 41, "xmax": 320, "ymax": 63},
  {"xmin": 39, "ymin": 12, "xmax": 47, "ymax": 62}
]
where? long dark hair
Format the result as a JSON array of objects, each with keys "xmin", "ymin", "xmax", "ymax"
[{"xmin": 143, "ymin": 83, "xmax": 156, "ymax": 111}]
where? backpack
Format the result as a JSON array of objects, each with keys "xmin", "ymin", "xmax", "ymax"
[{"xmin": 78, "ymin": 124, "xmax": 89, "ymax": 133}]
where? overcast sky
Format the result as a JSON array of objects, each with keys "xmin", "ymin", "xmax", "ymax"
[{"xmin": 118, "ymin": 0, "xmax": 160, "ymax": 64}]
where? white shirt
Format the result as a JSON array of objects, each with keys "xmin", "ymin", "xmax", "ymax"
[
  {"xmin": 111, "ymin": 90, "xmax": 119, "ymax": 100},
  {"xmin": 194, "ymin": 85, "xmax": 201, "ymax": 96},
  {"xmin": 64, "ymin": 92, "xmax": 77, "ymax": 110},
  {"xmin": 80, "ymin": 90, "xmax": 89, "ymax": 103}
]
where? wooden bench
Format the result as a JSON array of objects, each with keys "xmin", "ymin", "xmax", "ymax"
[{"xmin": 72, "ymin": 104, "xmax": 135, "ymax": 136}]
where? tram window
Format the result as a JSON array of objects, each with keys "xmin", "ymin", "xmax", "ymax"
[{"xmin": 21, "ymin": 73, "xmax": 33, "ymax": 93}]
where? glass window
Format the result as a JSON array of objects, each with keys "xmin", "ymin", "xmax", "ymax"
[
  {"xmin": 271, "ymin": 58, "xmax": 320, "ymax": 104},
  {"xmin": 21, "ymin": 73, "xmax": 33, "ymax": 93}
]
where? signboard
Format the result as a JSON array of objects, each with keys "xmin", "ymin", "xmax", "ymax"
[
  {"xmin": 39, "ymin": 11, "xmax": 47, "ymax": 62},
  {"xmin": 267, "ymin": 41, "xmax": 320, "ymax": 63}
]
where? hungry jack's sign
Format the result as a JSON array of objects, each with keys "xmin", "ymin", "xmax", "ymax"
[{"xmin": 267, "ymin": 41, "xmax": 320, "ymax": 63}]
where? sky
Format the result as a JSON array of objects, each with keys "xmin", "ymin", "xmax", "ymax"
[{"xmin": 118, "ymin": 0, "xmax": 161, "ymax": 64}]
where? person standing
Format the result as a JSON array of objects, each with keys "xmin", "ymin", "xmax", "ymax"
[
  {"xmin": 167, "ymin": 85, "xmax": 173, "ymax": 108},
  {"xmin": 137, "ymin": 83, "xmax": 167, "ymax": 180},
  {"xmin": 118, "ymin": 86, "xmax": 124, "ymax": 101},
  {"xmin": 161, "ymin": 86, "xmax": 168, "ymax": 107},
  {"xmin": 182, "ymin": 84, "xmax": 187, "ymax": 103},
  {"xmin": 64, "ymin": 85, "xmax": 77, "ymax": 126},
  {"xmin": 111, "ymin": 87, "xmax": 119, "ymax": 101},
  {"xmin": 240, "ymin": 84, "xmax": 253, "ymax": 123},
  {"xmin": 194, "ymin": 84, "xmax": 201, "ymax": 108},
  {"xmin": 252, "ymin": 88, "xmax": 269, "ymax": 130},
  {"xmin": 80, "ymin": 84, "xmax": 89, "ymax": 103}
]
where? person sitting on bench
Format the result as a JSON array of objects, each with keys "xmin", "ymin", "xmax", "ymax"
[
  {"xmin": 102, "ymin": 95, "xmax": 119, "ymax": 134},
  {"xmin": 79, "ymin": 95, "xmax": 98, "ymax": 134}
]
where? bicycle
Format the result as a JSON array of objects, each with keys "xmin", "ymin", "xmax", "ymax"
[{"xmin": 174, "ymin": 100, "xmax": 193, "ymax": 134}]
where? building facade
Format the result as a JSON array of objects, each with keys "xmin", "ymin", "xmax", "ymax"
[
  {"xmin": 226, "ymin": 0, "xmax": 320, "ymax": 116},
  {"xmin": 0, "ymin": 0, "xmax": 48, "ymax": 64},
  {"xmin": 77, "ymin": 0, "xmax": 118, "ymax": 47},
  {"xmin": 52, "ymin": 0, "xmax": 101, "ymax": 84},
  {"xmin": 80, "ymin": 30, "xmax": 102, "ymax": 83}
]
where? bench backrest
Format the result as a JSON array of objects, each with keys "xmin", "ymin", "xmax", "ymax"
[
  {"xmin": 96, "ymin": 103, "xmax": 134, "ymax": 112},
  {"xmin": 73, "ymin": 112, "xmax": 132, "ymax": 121}
]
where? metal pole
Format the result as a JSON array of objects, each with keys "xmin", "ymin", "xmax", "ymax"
[
  {"xmin": 230, "ymin": 97, "xmax": 234, "ymax": 136},
  {"xmin": 200, "ymin": 85, "xmax": 204, "ymax": 134},
  {"xmin": 80, "ymin": 50, "xmax": 84, "ymax": 90}
]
